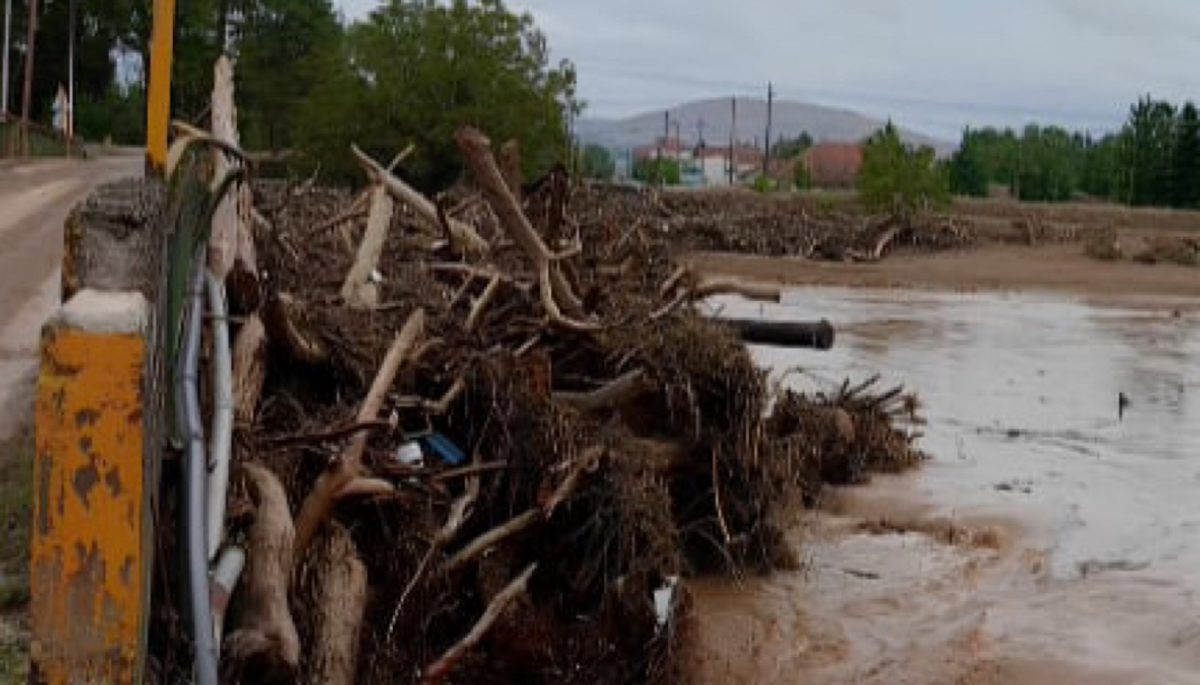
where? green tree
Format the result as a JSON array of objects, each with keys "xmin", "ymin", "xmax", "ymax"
[
  {"xmin": 234, "ymin": 0, "xmax": 341, "ymax": 150},
  {"xmin": 579, "ymin": 144, "xmax": 615, "ymax": 180},
  {"xmin": 1173, "ymin": 102, "xmax": 1200, "ymax": 207},
  {"xmin": 1121, "ymin": 97, "xmax": 1177, "ymax": 206},
  {"xmin": 297, "ymin": 0, "xmax": 578, "ymax": 188},
  {"xmin": 949, "ymin": 128, "xmax": 989, "ymax": 197},
  {"xmin": 858, "ymin": 122, "xmax": 949, "ymax": 218}
]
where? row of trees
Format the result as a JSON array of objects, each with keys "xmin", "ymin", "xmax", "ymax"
[
  {"xmin": 949, "ymin": 97, "xmax": 1200, "ymax": 207},
  {"xmin": 6, "ymin": 0, "xmax": 578, "ymax": 188}
]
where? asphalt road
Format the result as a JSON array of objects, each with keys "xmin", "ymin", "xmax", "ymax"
[{"xmin": 0, "ymin": 154, "xmax": 142, "ymax": 439}]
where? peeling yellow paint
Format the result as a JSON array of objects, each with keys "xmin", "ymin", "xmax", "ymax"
[{"xmin": 31, "ymin": 323, "xmax": 147, "ymax": 685}]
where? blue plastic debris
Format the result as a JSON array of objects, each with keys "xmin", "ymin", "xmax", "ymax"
[{"xmin": 420, "ymin": 431, "xmax": 467, "ymax": 466}]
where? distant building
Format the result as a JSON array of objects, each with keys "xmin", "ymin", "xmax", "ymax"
[
  {"xmin": 632, "ymin": 137, "xmax": 769, "ymax": 186},
  {"xmin": 800, "ymin": 143, "xmax": 863, "ymax": 188}
]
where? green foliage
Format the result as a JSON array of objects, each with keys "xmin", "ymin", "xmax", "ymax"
[
  {"xmin": 1173, "ymin": 102, "xmax": 1200, "ymax": 208},
  {"xmin": 949, "ymin": 128, "xmax": 989, "ymax": 196},
  {"xmin": 296, "ymin": 0, "xmax": 577, "ymax": 188},
  {"xmin": 752, "ymin": 175, "xmax": 774, "ymax": 194},
  {"xmin": 858, "ymin": 123, "xmax": 949, "ymax": 217},
  {"xmin": 579, "ymin": 144, "xmax": 615, "ymax": 180},
  {"xmin": 235, "ymin": 0, "xmax": 341, "ymax": 150},
  {"xmin": 633, "ymin": 157, "xmax": 680, "ymax": 186}
]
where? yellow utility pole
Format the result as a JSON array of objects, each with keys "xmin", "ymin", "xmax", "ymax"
[{"xmin": 145, "ymin": 0, "xmax": 176, "ymax": 174}]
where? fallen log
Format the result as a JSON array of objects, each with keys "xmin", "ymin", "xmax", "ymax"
[{"xmin": 718, "ymin": 317, "xmax": 835, "ymax": 350}]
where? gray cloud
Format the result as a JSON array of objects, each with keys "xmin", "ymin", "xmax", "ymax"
[{"xmin": 336, "ymin": 0, "xmax": 1200, "ymax": 138}]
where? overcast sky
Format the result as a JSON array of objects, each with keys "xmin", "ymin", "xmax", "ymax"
[{"xmin": 335, "ymin": 0, "xmax": 1200, "ymax": 140}]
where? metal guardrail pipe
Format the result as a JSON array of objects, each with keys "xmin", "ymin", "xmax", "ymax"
[
  {"xmin": 176, "ymin": 245, "xmax": 218, "ymax": 685},
  {"xmin": 205, "ymin": 271, "xmax": 233, "ymax": 561}
]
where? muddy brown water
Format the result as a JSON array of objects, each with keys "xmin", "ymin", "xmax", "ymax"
[{"xmin": 690, "ymin": 288, "xmax": 1200, "ymax": 684}]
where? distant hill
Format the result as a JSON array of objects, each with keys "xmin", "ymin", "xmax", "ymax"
[{"xmin": 577, "ymin": 97, "xmax": 953, "ymax": 154}]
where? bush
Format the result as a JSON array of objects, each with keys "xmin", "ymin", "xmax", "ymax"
[{"xmin": 859, "ymin": 122, "xmax": 950, "ymax": 219}]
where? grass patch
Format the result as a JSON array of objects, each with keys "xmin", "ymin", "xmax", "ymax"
[{"xmin": 0, "ymin": 427, "xmax": 32, "ymax": 684}]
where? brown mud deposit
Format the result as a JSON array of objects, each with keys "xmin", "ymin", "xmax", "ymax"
[{"xmin": 689, "ymin": 287, "xmax": 1200, "ymax": 684}]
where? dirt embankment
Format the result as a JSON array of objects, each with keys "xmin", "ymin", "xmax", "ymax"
[{"xmin": 638, "ymin": 189, "xmax": 1200, "ymax": 298}]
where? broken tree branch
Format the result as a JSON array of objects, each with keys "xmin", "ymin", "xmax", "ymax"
[
  {"xmin": 351, "ymin": 144, "xmax": 489, "ymax": 255},
  {"xmin": 466, "ymin": 274, "xmax": 502, "ymax": 332},
  {"xmin": 421, "ymin": 563, "xmax": 536, "ymax": 683},
  {"xmin": 455, "ymin": 126, "xmax": 599, "ymax": 332},
  {"xmin": 341, "ymin": 185, "xmax": 394, "ymax": 309}
]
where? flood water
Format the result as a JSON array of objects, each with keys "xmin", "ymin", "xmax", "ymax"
[{"xmin": 689, "ymin": 288, "xmax": 1200, "ymax": 684}]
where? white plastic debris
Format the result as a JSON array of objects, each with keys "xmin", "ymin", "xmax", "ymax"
[
  {"xmin": 370, "ymin": 269, "xmax": 383, "ymax": 283},
  {"xmin": 653, "ymin": 575, "xmax": 680, "ymax": 629},
  {"xmin": 395, "ymin": 441, "xmax": 424, "ymax": 467}
]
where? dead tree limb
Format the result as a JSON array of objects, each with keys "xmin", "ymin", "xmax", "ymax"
[
  {"xmin": 293, "ymin": 308, "xmax": 425, "ymax": 560},
  {"xmin": 466, "ymin": 275, "xmax": 502, "ymax": 332},
  {"xmin": 341, "ymin": 185, "xmax": 394, "ymax": 309},
  {"xmin": 455, "ymin": 127, "xmax": 598, "ymax": 332},
  {"xmin": 305, "ymin": 524, "xmax": 367, "ymax": 685},
  {"xmin": 443, "ymin": 449, "xmax": 597, "ymax": 574},
  {"xmin": 421, "ymin": 563, "xmax": 536, "ymax": 684},
  {"xmin": 351, "ymin": 144, "xmax": 489, "ymax": 255},
  {"xmin": 553, "ymin": 369, "xmax": 651, "ymax": 413},
  {"xmin": 232, "ymin": 314, "xmax": 268, "ymax": 427},
  {"xmin": 443, "ymin": 510, "xmax": 539, "ymax": 575},
  {"xmin": 223, "ymin": 464, "xmax": 301, "ymax": 683}
]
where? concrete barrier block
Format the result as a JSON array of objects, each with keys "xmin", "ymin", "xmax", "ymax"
[{"xmin": 29, "ymin": 289, "xmax": 151, "ymax": 685}]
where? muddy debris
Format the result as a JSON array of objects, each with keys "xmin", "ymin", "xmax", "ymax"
[{"xmin": 151, "ymin": 128, "xmax": 926, "ymax": 684}]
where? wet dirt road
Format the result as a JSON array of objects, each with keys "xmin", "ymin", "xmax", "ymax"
[
  {"xmin": 0, "ymin": 155, "xmax": 141, "ymax": 439},
  {"xmin": 690, "ymin": 288, "xmax": 1200, "ymax": 684}
]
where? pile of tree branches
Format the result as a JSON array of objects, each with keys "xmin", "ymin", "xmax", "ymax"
[{"xmin": 152, "ymin": 125, "xmax": 926, "ymax": 685}]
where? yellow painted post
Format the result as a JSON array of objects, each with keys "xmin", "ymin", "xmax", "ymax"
[
  {"xmin": 145, "ymin": 0, "xmax": 176, "ymax": 174},
  {"xmin": 29, "ymin": 289, "xmax": 151, "ymax": 685}
]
